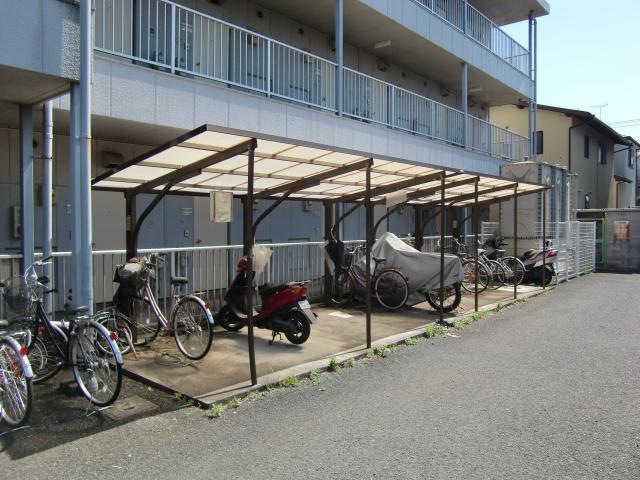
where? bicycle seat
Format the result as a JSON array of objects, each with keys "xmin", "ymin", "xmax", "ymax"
[
  {"xmin": 0, "ymin": 319, "xmax": 8, "ymax": 328},
  {"xmin": 372, "ymin": 256, "xmax": 386, "ymax": 264},
  {"xmin": 259, "ymin": 283, "xmax": 289, "ymax": 296},
  {"xmin": 65, "ymin": 305, "xmax": 89, "ymax": 316},
  {"xmin": 496, "ymin": 249, "xmax": 506, "ymax": 254},
  {"xmin": 170, "ymin": 276, "xmax": 189, "ymax": 285}
]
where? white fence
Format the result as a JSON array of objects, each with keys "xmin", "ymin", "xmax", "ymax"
[
  {"xmin": 0, "ymin": 224, "xmax": 595, "ymax": 318},
  {"xmin": 481, "ymin": 221, "xmax": 597, "ymax": 282},
  {"xmin": 94, "ymin": 0, "xmax": 529, "ymax": 162}
]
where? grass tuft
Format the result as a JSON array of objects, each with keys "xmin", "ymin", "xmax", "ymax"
[
  {"xmin": 309, "ymin": 369, "xmax": 322, "ymax": 385},
  {"xmin": 280, "ymin": 376, "xmax": 299, "ymax": 388},
  {"xmin": 205, "ymin": 403, "xmax": 225, "ymax": 419},
  {"xmin": 404, "ymin": 337, "xmax": 418, "ymax": 346},
  {"xmin": 328, "ymin": 356, "xmax": 339, "ymax": 372}
]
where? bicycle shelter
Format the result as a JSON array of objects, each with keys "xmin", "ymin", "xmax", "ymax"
[{"xmin": 92, "ymin": 123, "xmax": 547, "ymax": 390}]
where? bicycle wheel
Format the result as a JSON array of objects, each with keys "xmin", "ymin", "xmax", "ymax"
[
  {"xmin": 486, "ymin": 260, "xmax": 507, "ymax": 290},
  {"xmin": 331, "ymin": 271, "xmax": 353, "ymax": 306},
  {"xmin": 97, "ymin": 312, "xmax": 133, "ymax": 356},
  {"xmin": 502, "ymin": 257, "xmax": 525, "ymax": 286},
  {"xmin": 0, "ymin": 337, "xmax": 33, "ymax": 428},
  {"xmin": 374, "ymin": 269, "xmax": 409, "ymax": 310},
  {"xmin": 425, "ymin": 283, "xmax": 462, "ymax": 313},
  {"xmin": 29, "ymin": 323, "xmax": 67, "ymax": 384},
  {"xmin": 172, "ymin": 296, "xmax": 213, "ymax": 360},
  {"xmin": 461, "ymin": 260, "xmax": 489, "ymax": 294},
  {"xmin": 129, "ymin": 296, "xmax": 161, "ymax": 346},
  {"xmin": 70, "ymin": 323, "xmax": 122, "ymax": 406}
]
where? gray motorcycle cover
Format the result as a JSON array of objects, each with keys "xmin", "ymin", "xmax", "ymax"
[{"xmin": 356, "ymin": 233, "xmax": 464, "ymax": 305}]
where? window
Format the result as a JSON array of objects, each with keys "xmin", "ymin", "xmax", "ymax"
[
  {"xmin": 535, "ymin": 131, "xmax": 544, "ymax": 155},
  {"xmin": 598, "ymin": 144, "xmax": 606, "ymax": 164},
  {"xmin": 584, "ymin": 135, "xmax": 590, "ymax": 158}
]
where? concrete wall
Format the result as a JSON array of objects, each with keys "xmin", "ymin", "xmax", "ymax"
[
  {"xmin": 0, "ymin": 0, "xmax": 79, "ymax": 81},
  {"xmin": 54, "ymin": 54, "xmax": 506, "ymax": 175}
]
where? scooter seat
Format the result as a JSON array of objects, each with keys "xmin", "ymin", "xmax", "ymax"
[
  {"xmin": 259, "ymin": 283, "xmax": 289, "ymax": 296},
  {"xmin": 170, "ymin": 276, "xmax": 189, "ymax": 285},
  {"xmin": 521, "ymin": 249, "xmax": 537, "ymax": 260}
]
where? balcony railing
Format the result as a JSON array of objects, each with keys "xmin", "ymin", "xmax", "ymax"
[
  {"xmin": 94, "ymin": 0, "xmax": 529, "ymax": 162},
  {"xmin": 413, "ymin": 0, "xmax": 530, "ymax": 75}
]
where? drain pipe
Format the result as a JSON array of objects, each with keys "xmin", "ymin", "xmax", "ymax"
[
  {"xmin": 42, "ymin": 101, "xmax": 53, "ymax": 313},
  {"xmin": 79, "ymin": 0, "xmax": 93, "ymax": 312}
]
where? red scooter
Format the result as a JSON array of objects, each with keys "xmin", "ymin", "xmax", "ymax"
[{"xmin": 217, "ymin": 257, "xmax": 315, "ymax": 345}]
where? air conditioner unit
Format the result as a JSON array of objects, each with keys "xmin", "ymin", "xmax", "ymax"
[{"xmin": 101, "ymin": 151, "xmax": 125, "ymax": 169}]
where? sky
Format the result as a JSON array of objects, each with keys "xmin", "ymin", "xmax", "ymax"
[{"xmin": 502, "ymin": 0, "xmax": 640, "ymax": 141}]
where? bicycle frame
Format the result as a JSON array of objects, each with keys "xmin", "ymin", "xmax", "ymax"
[{"xmin": 142, "ymin": 282, "xmax": 174, "ymax": 331}]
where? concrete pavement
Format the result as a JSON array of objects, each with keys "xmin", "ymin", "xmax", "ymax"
[{"xmin": 3, "ymin": 273, "xmax": 639, "ymax": 479}]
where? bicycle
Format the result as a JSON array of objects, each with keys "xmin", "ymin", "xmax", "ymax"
[
  {"xmin": 9, "ymin": 258, "xmax": 125, "ymax": 407},
  {"xmin": 442, "ymin": 239, "xmax": 491, "ymax": 294},
  {"xmin": 452, "ymin": 239, "xmax": 507, "ymax": 290},
  {"xmin": 481, "ymin": 236, "xmax": 525, "ymax": 286},
  {"xmin": 332, "ymin": 245, "xmax": 409, "ymax": 310},
  {"xmin": 0, "ymin": 321, "xmax": 33, "ymax": 428},
  {"xmin": 101, "ymin": 254, "xmax": 214, "ymax": 361}
]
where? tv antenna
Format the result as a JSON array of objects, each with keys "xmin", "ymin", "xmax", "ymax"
[{"xmin": 590, "ymin": 103, "xmax": 608, "ymax": 119}]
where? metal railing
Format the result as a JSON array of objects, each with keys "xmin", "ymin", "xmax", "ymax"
[
  {"xmin": 480, "ymin": 221, "xmax": 598, "ymax": 283},
  {"xmin": 94, "ymin": 0, "xmax": 529, "ymax": 161},
  {"xmin": 412, "ymin": 0, "xmax": 530, "ymax": 74}
]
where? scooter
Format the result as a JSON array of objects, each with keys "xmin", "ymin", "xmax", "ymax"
[
  {"xmin": 217, "ymin": 257, "xmax": 315, "ymax": 345},
  {"xmin": 518, "ymin": 240, "xmax": 558, "ymax": 287}
]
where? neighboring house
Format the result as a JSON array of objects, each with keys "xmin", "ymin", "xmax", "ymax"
[
  {"xmin": 491, "ymin": 104, "xmax": 633, "ymax": 209},
  {"xmin": 613, "ymin": 136, "xmax": 638, "ymax": 208},
  {"xmin": 0, "ymin": 0, "xmax": 549, "ymax": 254}
]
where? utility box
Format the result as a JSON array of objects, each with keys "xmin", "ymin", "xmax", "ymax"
[{"xmin": 499, "ymin": 162, "xmax": 570, "ymax": 254}]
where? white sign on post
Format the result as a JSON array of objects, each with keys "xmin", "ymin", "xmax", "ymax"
[{"xmin": 210, "ymin": 191, "xmax": 233, "ymax": 223}]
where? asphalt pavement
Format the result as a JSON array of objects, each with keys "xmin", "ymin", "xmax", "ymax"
[{"xmin": 3, "ymin": 273, "xmax": 640, "ymax": 479}]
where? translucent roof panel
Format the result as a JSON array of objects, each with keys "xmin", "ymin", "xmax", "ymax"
[{"xmin": 92, "ymin": 124, "xmax": 545, "ymax": 204}]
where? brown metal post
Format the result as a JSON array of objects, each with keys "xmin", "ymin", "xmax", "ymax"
[
  {"xmin": 474, "ymin": 178, "xmax": 479, "ymax": 312},
  {"xmin": 439, "ymin": 174, "xmax": 445, "ymax": 324},
  {"xmin": 513, "ymin": 184, "xmax": 518, "ymax": 300},
  {"xmin": 323, "ymin": 199, "xmax": 333, "ymax": 305},
  {"xmin": 245, "ymin": 140, "xmax": 258, "ymax": 386},
  {"xmin": 125, "ymin": 192, "xmax": 136, "ymax": 260},
  {"xmin": 542, "ymin": 187, "xmax": 547, "ymax": 289},
  {"xmin": 365, "ymin": 161, "xmax": 373, "ymax": 349},
  {"xmin": 414, "ymin": 205, "xmax": 424, "ymax": 251}
]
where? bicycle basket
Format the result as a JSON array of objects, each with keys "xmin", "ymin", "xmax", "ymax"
[
  {"xmin": 1, "ymin": 276, "xmax": 41, "ymax": 321},
  {"xmin": 113, "ymin": 261, "xmax": 149, "ymax": 296}
]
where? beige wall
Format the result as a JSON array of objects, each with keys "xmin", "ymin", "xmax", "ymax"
[
  {"xmin": 613, "ymin": 143, "xmax": 637, "ymax": 208},
  {"xmin": 490, "ymin": 105, "xmax": 622, "ymax": 209}
]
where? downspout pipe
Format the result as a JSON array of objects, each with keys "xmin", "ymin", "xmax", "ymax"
[
  {"xmin": 79, "ymin": 0, "xmax": 93, "ymax": 312},
  {"xmin": 42, "ymin": 101, "xmax": 53, "ymax": 313}
]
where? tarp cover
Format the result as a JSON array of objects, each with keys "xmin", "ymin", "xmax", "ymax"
[{"xmin": 356, "ymin": 232, "xmax": 463, "ymax": 305}]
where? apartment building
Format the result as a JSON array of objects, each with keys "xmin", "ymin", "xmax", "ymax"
[
  {"xmin": 491, "ymin": 104, "xmax": 634, "ymax": 209},
  {"xmin": 0, "ymin": 0, "xmax": 549, "ymax": 305}
]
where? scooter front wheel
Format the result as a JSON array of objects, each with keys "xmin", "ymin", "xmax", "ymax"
[
  {"xmin": 284, "ymin": 309, "xmax": 311, "ymax": 345},
  {"xmin": 217, "ymin": 305, "xmax": 245, "ymax": 332}
]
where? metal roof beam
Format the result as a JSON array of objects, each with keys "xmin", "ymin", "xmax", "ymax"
[{"xmin": 340, "ymin": 170, "xmax": 449, "ymax": 203}]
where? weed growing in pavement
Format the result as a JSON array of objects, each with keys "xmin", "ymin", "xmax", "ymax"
[
  {"xmin": 309, "ymin": 369, "xmax": 322, "ymax": 385},
  {"xmin": 425, "ymin": 323, "xmax": 446, "ymax": 338},
  {"xmin": 404, "ymin": 337, "xmax": 418, "ymax": 346},
  {"xmin": 228, "ymin": 397, "xmax": 242, "ymax": 409},
  {"xmin": 328, "ymin": 356, "xmax": 339, "ymax": 371},
  {"xmin": 172, "ymin": 392, "xmax": 185, "ymax": 402},
  {"xmin": 365, "ymin": 349, "xmax": 375, "ymax": 359},
  {"xmin": 247, "ymin": 391, "xmax": 264, "ymax": 401},
  {"xmin": 206, "ymin": 403, "xmax": 225, "ymax": 419},
  {"xmin": 344, "ymin": 357, "xmax": 355, "ymax": 368},
  {"xmin": 265, "ymin": 384, "xmax": 277, "ymax": 393},
  {"xmin": 373, "ymin": 345, "xmax": 391, "ymax": 358},
  {"xmin": 280, "ymin": 376, "xmax": 300, "ymax": 388},
  {"xmin": 496, "ymin": 302, "xmax": 504, "ymax": 312}
]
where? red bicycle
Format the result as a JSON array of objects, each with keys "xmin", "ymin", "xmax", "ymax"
[{"xmin": 332, "ymin": 245, "xmax": 409, "ymax": 310}]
